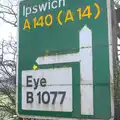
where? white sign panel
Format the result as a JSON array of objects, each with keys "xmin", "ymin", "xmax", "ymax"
[{"xmin": 22, "ymin": 67, "xmax": 72, "ymax": 112}]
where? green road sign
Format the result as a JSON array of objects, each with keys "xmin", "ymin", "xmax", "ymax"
[{"xmin": 17, "ymin": 0, "xmax": 114, "ymax": 119}]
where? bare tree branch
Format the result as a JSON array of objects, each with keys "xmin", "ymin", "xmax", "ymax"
[
  {"xmin": 0, "ymin": 0, "xmax": 18, "ymax": 27},
  {"xmin": 0, "ymin": 38, "xmax": 16, "ymax": 119}
]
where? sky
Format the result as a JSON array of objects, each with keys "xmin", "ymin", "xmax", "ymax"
[
  {"xmin": 0, "ymin": 22, "xmax": 16, "ymax": 41},
  {"xmin": 0, "ymin": 0, "xmax": 17, "ymax": 62},
  {"xmin": 0, "ymin": 0, "xmax": 17, "ymax": 41}
]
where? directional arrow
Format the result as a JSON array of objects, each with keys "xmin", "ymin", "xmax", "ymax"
[
  {"xmin": 36, "ymin": 26, "xmax": 92, "ymax": 66},
  {"xmin": 79, "ymin": 25, "xmax": 93, "ymax": 115},
  {"xmin": 36, "ymin": 25, "xmax": 94, "ymax": 115}
]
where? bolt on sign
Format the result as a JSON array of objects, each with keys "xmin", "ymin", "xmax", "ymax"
[{"xmin": 17, "ymin": 0, "xmax": 114, "ymax": 119}]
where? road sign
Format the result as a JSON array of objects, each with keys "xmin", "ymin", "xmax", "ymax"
[{"xmin": 17, "ymin": 0, "xmax": 114, "ymax": 119}]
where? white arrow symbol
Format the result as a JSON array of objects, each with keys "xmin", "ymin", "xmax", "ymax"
[
  {"xmin": 36, "ymin": 25, "xmax": 92, "ymax": 66},
  {"xmin": 36, "ymin": 25, "xmax": 94, "ymax": 115}
]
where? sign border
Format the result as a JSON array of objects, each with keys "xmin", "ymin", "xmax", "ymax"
[{"xmin": 16, "ymin": 0, "xmax": 114, "ymax": 119}]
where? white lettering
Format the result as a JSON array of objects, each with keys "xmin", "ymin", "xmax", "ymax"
[
  {"xmin": 39, "ymin": 3, "xmax": 48, "ymax": 12},
  {"xmin": 23, "ymin": 5, "xmax": 25, "ymax": 16},
  {"xmin": 51, "ymin": 0, "xmax": 57, "ymax": 9},
  {"xmin": 22, "ymin": 0, "xmax": 66, "ymax": 17},
  {"xmin": 59, "ymin": 0, "xmax": 65, "ymax": 8},
  {"xmin": 26, "ymin": 7, "xmax": 32, "ymax": 17},
  {"xmin": 32, "ymin": 5, "xmax": 38, "ymax": 14},
  {"xmin": 48, "ymin": 0, "xmax": 51, "ymax": 10}
]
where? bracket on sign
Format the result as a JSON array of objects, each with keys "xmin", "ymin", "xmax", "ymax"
[{"xmin": 33, "ymin": 64, "xmax": 38, "ymax": 70}]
